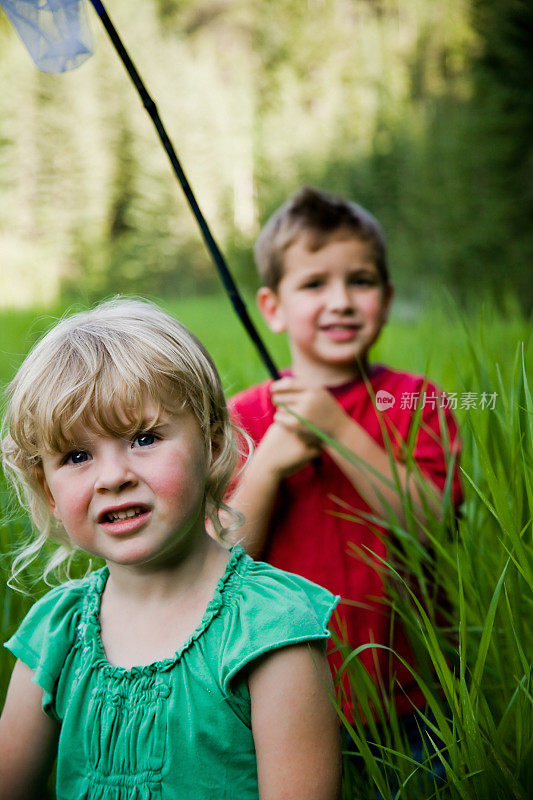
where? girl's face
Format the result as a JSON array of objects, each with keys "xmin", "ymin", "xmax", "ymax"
[{"xmin": 39, "ymin": 404, "xmax": 210, "ymax": 571}]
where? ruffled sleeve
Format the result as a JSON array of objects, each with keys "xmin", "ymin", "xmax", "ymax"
[
  {"xmin": 219, "ymin": 555, "xmax": 339, "ymax": 694},
  {"xmin": 4, "ymin": 577, "xmax": 87, "ymax": 718}
]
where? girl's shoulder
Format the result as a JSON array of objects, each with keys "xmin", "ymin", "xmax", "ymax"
[
  {"xmin": 216, "ymin": 548, "xmax": 338, "ymax": 693},
  {"xmin": 8, "ymin": 569, "xmax": 103, "ymax": 638},
  {"xmin": 4, "ymin": 569, "xmax": 105, "ymax": 699},
  {"xmin": 228, "ymin": 548, "xmax": 337, "ymax": 628}
]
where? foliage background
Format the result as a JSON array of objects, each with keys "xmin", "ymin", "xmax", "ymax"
[
  {"xmin": 0, "ymin": 2, "xmax": 532, "ymax": 796},
  {"xmin": 0, "ymin": 0, "xmax": 531, "ymax": 312}
]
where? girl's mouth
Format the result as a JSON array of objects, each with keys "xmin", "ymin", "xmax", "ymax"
[
  {"xmin": 102, "ymin": 506, "xmax": 145, "ymax": 523},
  {"xmin": 98, "ymin": 505, "xmax": 150, "ymax": 526}
]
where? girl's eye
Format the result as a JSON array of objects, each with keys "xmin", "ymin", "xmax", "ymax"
[
  {"xmin": 65, "ymin": 450, "xmax": 90, "ymax": 465},
  {"xmin": 133, "ymin": 432, "xmax": 158, "ymax": 448}
]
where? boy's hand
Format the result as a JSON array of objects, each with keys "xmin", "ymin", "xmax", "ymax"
[
  {"xmin": 259, "ymin": 420, "xmax": 321, "ymax": 479},
  {"xmin": 271, "ymin": 377, "xmax": 348, "ymax": 441}
]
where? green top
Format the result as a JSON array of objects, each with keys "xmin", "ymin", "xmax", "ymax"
[{"xmin": 5, "ymin": 547, "xmax": 338, "ymax": 800}]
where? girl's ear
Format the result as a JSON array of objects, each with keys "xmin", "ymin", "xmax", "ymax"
[
  {"xmin": 256, "ymin": 287, "xmax": 286, "ymax": 333},
  {"xmin": 36, "ymin": 470, "xmax": 62, "ymax": 522},
  {"xmin": 207, "ymin": 422, "xmax": 224, "ymax": 468}
]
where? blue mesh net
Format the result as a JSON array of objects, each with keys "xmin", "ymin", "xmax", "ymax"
[{"xmin": 0, "ymin": 0, "xmax": 93, "ymax": 72}]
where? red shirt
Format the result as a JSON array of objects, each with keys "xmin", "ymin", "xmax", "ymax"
[{"xmin": 229, "ymin": 365, "xmax": 463, "ymax": 718}]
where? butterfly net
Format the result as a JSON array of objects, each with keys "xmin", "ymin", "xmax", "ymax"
[{"xmin": 1, "ymin": 0, "xmax": 93, "ymax": 72}]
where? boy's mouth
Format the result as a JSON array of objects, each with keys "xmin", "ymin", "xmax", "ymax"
[
  {"xmin": 320, "ymin": 323, "xmax": 361, "ymax": 339},
  {"xmin": 98, "ymin": 505, "xmax": 149, "ymax": 524},
  {"xmin": 321, "ymin": 323, "xmax": 359, "ymax": 331}
]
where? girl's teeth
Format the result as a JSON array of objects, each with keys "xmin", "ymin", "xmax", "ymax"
[{"xmin": 108, "ymin": 507, "xmax": 142, "ymax": 521}]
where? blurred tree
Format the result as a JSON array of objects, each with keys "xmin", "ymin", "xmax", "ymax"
[
  {"xmin": 0, "ymin": 0, "xmax": 530, "ymax": 311},
  {"xmin": 466, "ymin": 0, "xmax": 533, "ymax": 310}
]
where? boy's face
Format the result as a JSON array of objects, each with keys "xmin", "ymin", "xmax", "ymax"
[{"xmin": 258, "ymin": 233, "xmax": 392, "ymax": 384}]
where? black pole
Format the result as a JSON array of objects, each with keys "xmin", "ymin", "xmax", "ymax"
[{"xmin": 88, "ymin": 0, "xmax": 279, "ymax": 380}]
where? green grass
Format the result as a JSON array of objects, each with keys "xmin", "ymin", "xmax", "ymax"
[
  {"xmin": 1, "ymin": 294, "xmax": 532, "ymax": 799},
  {"xmin": 336, "ymin": 341, "xmax": 533, "ymax": 798}
]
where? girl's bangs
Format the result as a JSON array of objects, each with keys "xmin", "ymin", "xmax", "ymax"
[{"xmin": 38, "ymin": 362, "xmax": 183, "ymax": 453}]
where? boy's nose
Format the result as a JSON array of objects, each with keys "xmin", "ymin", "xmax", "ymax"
[{"xmin": 327, "ymin": 281, "xmax": 353, "ymax": 310}]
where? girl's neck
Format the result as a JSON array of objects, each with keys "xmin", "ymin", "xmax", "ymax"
[
  {"xmin": 99, "ymin": 536, "xmax": 231, "ymax": 669},
  {"xmin": 104, "ymin": 533, "xmax": 228, "ymax": 602}
]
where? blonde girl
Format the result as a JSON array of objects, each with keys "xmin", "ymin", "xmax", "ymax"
[{"xmin": 0, "ymin": 298, "xmax": 340, "ymax": 800}]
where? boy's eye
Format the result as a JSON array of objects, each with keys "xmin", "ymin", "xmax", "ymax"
[
  {"xmin": 65, "ymin": 450, "xmax": 90, "ymax": 465},
  {"xmin": 301, "ymin": 278, "xmax": 323, "ymax": 290},
  {"xmin": 133, "ymin": 432, "xmax": 158, "ymax": 448},
  {"xmin": 348, "ymin": 272, "xmax": 379, "ymax": 287}
]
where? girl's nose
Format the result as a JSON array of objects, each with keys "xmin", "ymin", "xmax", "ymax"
[{"xmin": 94, "ymin": 450, "xmax": 137, "ymax": 493}]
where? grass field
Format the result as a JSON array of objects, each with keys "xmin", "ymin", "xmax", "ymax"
[{"xmin": 1, "ymin": 294, "xmax": 532, "ymax": 799}]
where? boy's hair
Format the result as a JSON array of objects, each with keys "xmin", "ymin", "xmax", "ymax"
[
  {"xmin": 1, "ymin": 297, "xmax": 241, "ymax": 586},
  {"xmin": 254, "ymin": 186, "xmax": 388, "ymax": 291}
]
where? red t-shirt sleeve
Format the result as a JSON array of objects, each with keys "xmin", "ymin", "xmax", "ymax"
[
  {"xmin": 226, "ymin": 382, "xmax": 274, "ymax": 499},
  {"xmin": 410, "ymin": 384, "xmax": 463, "ymax": 508}
]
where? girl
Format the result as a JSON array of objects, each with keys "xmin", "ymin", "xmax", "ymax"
[{"xmin": 0, "ymin": 298, "xmax": 341, "ymax": 800}]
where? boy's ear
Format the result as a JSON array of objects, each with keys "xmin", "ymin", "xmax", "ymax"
[
  {"xmin": 256, "ymin": 287, "xmax": 286, "ymax": 333},
  {"xmin": 381, "ymin": 283, "xmax": 394, "ymax": 323}
]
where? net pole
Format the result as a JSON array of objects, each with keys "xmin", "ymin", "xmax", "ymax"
[{"xmin": 88, "ymin": 0, "xmax": 280, "ymax": 379}]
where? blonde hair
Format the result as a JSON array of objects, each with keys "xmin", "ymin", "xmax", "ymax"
[{"xmin": 1, "ymin": 297, "xmax": 241, "ymax": 586}]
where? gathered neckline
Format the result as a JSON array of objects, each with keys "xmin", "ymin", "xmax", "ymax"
[{"xmin": 79, "ymin": 546, "xmax": 247, "ymax": 679}]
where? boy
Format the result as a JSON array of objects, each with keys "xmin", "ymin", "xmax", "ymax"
[{"xmin": 228, "ymin": 186, "xmax": 462, "ymax": 720}]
